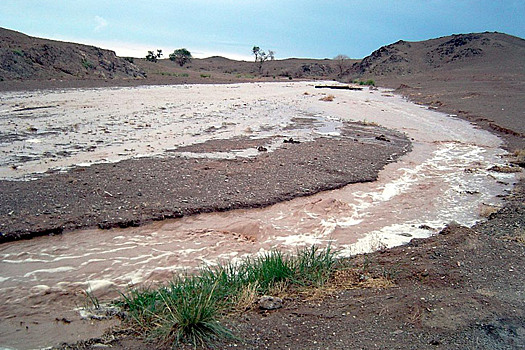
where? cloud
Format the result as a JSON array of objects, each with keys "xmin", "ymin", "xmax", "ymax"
[{"xmin": 94, "ymin": 16, "xmax": 108, "ymax": 32}]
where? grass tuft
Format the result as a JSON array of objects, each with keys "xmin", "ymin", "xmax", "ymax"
[
  {"xmin": 119, "ymin": 246, "xmax": 337, "ymax": 347},
  {"xmin": 152, "ymin": 281, "xmax": 234, "ymax": 347},
  {"xmin": 354, "ymin": 79, "xmax": 376, "ymax": 86}
]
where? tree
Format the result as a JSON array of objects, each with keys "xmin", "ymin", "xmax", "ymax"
[
  {"xmin": 333, "ymin": 54, "xmax": 351, "ymax": 76},
  {"xmin": 252, "ymin": 46, "xmax": 275, "ymax": 74},
  {"xmin": 169, "ymin": 48, "xmax": 192, "ymax": 66},
  {"xmin": 146, "ymin": 49, "xmax": 163, "ymax": 63}
]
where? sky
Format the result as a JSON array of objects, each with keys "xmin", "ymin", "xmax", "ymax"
[{"xmin": 1, "ymin": 1, "xmax": 524, "ymax": 60}]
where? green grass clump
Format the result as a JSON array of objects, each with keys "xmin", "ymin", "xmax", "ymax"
[
  {"xmin": 200, "ymin": 73, "xmax": 211, "ymax": 78},
  {"xmin": 81, "ymin": 58, "xmax": 95, "ymax": 69},
  {"xmin": 157, "ymin": 72, "xmax": 189, "ymax": 77},
  {"xmin": 235, "ymin": 73, "xmax": 256, "ymax": 79},
  {"xmin": 358, "ymin": 79, "xmax": 375, "ymax": 86},
  {"xmin": 119, "ymin": 246, "xmax": 336, "ymax": 348},
  {"xmin": 152, "ymin": 281, "xmax": 233, "ymax": 346},
  {"xmin": 353, "ymin": 79, "xmax": 375, "ymax": 86}
]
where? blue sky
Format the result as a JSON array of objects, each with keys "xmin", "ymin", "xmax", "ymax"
[{"xmin": 1, "ymin": 1, "xmax": 524, "ymax": 60}]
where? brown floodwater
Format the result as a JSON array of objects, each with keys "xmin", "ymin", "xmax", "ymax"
[{"xmin": 0, "ymin": 82, "xmax": 518, "ymax": 349}]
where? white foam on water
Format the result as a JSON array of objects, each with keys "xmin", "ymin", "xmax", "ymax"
[
  {"xmin": 23, "ymin": 266, "xmax": 76, "ymax": 278},
  {"xmin": 86, "ymin": 280, "xmax": 115, "ymax": 293}
]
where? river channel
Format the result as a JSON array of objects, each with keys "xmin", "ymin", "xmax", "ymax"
[{"xmin": 0, "ymin": 82, "xmax": 517, "ymax": 349}]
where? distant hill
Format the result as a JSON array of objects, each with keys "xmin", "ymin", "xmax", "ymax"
[
  {"xmin": 344, "ymin": 32, "xmax": 525, "ymax": 149},
  {"xmin": 351, "ymin": 32, "xmax": 525, "ymax": 76},
  {"xmin": 0, "ymin": 27, "xmax": 340, "ymax": 86},
  {"xmin": 131, "ymin": 55, "xmax": 341, "ymax": 85},
  {"xmin": 0, "ymin": 27, "xmax": 145, "ymax": 81}
]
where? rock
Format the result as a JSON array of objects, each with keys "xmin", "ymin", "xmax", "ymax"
[
  {"xmin": 258, "ymin": 295, "xmax": 283, "ymax": 310},
  {"xmin": 283, "ymin": 137, "xmax": 300, "ymax": 144},
  {"xmin": 257, "ymin": 146, "xmax": 268, "ymax": 152},
  {"xmin": 375, "ymin": 134, "xmax": 390, "ymax": 142}
]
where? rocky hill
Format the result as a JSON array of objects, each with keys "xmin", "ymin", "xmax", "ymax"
[
  {"xmin": 0, "ymin": 27, "xmax": 145, "ymax": 81},
  {"xmin": 346, "ymin": 32, "xmax": 525, "ymax": 147},
  {"xmin": 351, "ymin": 32, "xmax": 525, "ymax": 76}
]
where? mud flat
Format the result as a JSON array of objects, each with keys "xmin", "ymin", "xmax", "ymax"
[{"xmin": 0, "ymin": 82, "xmax": 519, "ymax": 349}]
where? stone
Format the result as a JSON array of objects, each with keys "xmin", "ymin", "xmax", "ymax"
[{"xmin": 258, "ymin": 295, "xmax": 283, "ymax": 310}]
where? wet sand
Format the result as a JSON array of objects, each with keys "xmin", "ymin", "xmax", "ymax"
[{"xmin": 0, "ymin": 82, "xmax": 520, "ymax": 349}]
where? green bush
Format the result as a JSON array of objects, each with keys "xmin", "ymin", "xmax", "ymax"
[
  {"xmin": 358, "ymin": 79, "xmax": 375, "ymax": 86},
  {"xmin": 81, "ymin": 58, "xmax": 95, "ymax": 69}
]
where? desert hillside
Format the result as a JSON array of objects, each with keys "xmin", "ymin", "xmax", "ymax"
[
  {"xmin": 0, "ymin": 27, "xmax": 145, "ymax": 81},
  {"xmin": 351, "ymin": 32, "xmax": 525, "ymax": 76},
  {"xmin": 347, "ymin": 32, "xmax": 525, "ymax": 147},
  {"xmin": 0, "ymin": 27, "xmax": 341, "ymax": 86}
]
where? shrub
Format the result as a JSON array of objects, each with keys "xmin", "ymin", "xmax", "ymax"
[
  {"xmin": 358, "ymin": 79, "xmax": 375, "ymax": 86},
  {"xmin": 81, "ymin": 58, "xmax": 95, "ymax": 69}
]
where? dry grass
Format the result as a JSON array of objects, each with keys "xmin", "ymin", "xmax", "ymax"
[
  {"xmin": 513, "ymin": 149, "xmax": 525, "ymax": 159},
  {"xmin": 360, "ymin": 276, "xmax": 395, "ymax": 288},
  {"xmin": 510, "ymin": 149, "xmax": 525, "ymax": 166},
  {"xmin": 319, "ymin": 94, "xmax": 335, "ymax": 102},
  {"xmin": 500, "ymin": 228, "xmax": 525, "ymax": 245},
  {"xmin": 479, "ymin": 203, "xmax": 501, "ymax": 218},
  {"xmin": 362, "ymin": 119, "xmax": 380, "ymax": 126},
  {"xmin": 488, "ymin": 164, "xmax": 522, "ymax": 173},
  {"xmin": 234, "ymin": 283, "xmax": 260, "ymax": 312},
  {"xmin": 330, "ymin": 267, "xmax": 395, "ymax": 290}
]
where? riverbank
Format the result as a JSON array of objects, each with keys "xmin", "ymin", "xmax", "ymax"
[{"xmin": 0, "ymin": 125, "xmax": 410, "ymax": 242}]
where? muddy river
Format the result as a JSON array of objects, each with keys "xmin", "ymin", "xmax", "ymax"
[{"xmin": 0, "ymin": 82, "xmax": 518, "ymax": 349}]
